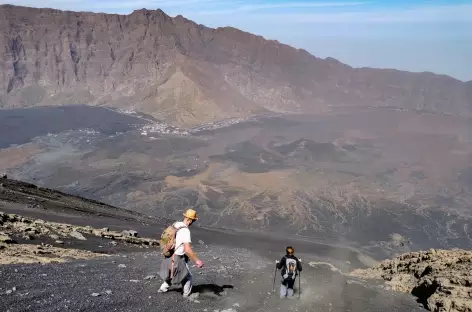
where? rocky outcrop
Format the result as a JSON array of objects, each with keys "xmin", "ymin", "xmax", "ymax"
[
  {"xmin": 0, "ymin": 242, "xmax": 105, "ymax": 264},
  {"xmin": 0, "ymin": 232, "xmax": 15, "ymax": 244},
  {"xmin": 0, "ymin": 5, "xmax": 471, "ymax": 127},
  {"xmin": 0, "ymin": 211, "xmax": 159, "ymax": 247},
  {"xmin": 350, "ymin": 249, "xmax": 472, "ymax": 312}
]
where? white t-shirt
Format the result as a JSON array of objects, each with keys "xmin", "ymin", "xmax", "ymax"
[{"xmin": 174, "ymin": 221, "xmax": 191, "ymax": 256}]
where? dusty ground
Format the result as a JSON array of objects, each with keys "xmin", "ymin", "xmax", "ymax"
[
  {"xmin": 0, "ymin": 143, "xmax": 43, "ymax": 172},
  {"xmin": 2, "ymin": 106, "xmax": 471, "ymax": 260},
  {"xmin": 0, "ymin": 248, "xmax": 427, "ymax": 312},
  {"xmin": 0, "ymin": 243, "xmax": 106, "ymax": 265},
  {"xmin": 0, "ymin": 106, "xmax": 471, "ymax": 311},
  {"xmin": 0, "ymin": 179, "xmax": 426, "ymax": 312},
  {"xmin": 0, "ymin": 216, "xmax": 425, "ymax": 312}
]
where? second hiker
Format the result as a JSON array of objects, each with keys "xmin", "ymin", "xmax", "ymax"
[
  {"xmin": 276, "ymin": 246, "xmax": 302, "ymax": 298},
  {"xmin": 158, "ymin": 208, "xmax": 204, "ymax": 298}
]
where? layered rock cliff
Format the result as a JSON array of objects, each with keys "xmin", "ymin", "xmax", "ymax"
[
  {"xmin": 0, "ymin": 4, "xmax": 471, "ymax": 126},
  {"xmin": 351, "ymin": 249, "xmax": 472, "ymax": 312}
]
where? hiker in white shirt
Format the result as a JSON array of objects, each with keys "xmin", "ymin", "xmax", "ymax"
[{"xmin": 158, "ymin": 208, "xmax": 204, "ymax": 298}]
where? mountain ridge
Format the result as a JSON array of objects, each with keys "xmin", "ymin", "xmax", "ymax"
[{"xmin": 0, "ymin": 4, "xmax": 471, "ymax": 127}]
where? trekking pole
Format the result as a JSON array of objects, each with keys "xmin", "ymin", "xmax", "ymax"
[
  {"xmin": 272, "ymin": 260, "xmax": 278, "ymax": 292},
  {"xmin": 298, "ymin": 271, "xmax": 301, "ymax": 299},
  {"xmin": 298, "ymin": 258, "xmax": 302, "ymax": 299}
]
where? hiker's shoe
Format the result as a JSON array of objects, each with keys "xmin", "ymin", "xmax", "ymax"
[{"xmin": 158, "ymin": 283, "xmax": 170, "ymax": 293}]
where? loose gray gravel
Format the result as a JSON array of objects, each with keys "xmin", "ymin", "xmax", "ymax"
[{"xmin": 0, "ymin": 245, "xmax": 426, "ymax": 312}]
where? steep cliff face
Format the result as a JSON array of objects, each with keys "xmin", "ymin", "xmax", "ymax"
[{"xmin": 0, "ymin": 5, "xmax": 471, "ymax": 126}]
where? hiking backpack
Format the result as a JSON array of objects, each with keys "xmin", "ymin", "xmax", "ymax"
[
  {"xmin": 159, "ymin": 222, "xmax": 187, "ymax": 258},
  {"xmin": 282, "ymin": 257, "xmax": 298, "ymax": 280}
]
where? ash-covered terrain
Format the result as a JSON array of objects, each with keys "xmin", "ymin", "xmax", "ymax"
[
  {"xmin": 1, "ymin": 105, "xmax": 471, "ymax": 312},
  {"xmin": 1, "ymin": 105, "xmax": 471, "ymax": 261},
  {"xmin": 0, "ymin": 176, "xmax": 429, "ymax": 312},
  {"xmin": 1, "ymin": 4, "xmax": 471, "ymax": 312}
]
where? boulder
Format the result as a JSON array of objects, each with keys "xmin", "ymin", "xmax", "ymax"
[
  {"xmin": 84, "ymin": 226, "xmax": 94, "ymax": 234},
  {"xmin": 123, "ymin": 230, "xmax": 138, "ymax": 237},
  {"xmin": 350, "ymin": 249, "xmax": 472, "ymax": 312},
  {"xmin": 20, "ymin": 217, "xmax": 32, "ymax": 224},
  {"xmin": 70, "ymin": 231, "xmax": 87, "ymax": 241},
  {"xmin": 26, "ymin": 203, "xmax": 43, "ymax": 209},
  {"xmin": 125, "ymin": 237, "xmax": 141, "ymax": 244},
  {"xmin": 23, "ymin": 233, "xmax": 35, "ymax": 240},
  {"xmin": 7, "ymin": 214, "xmax": 18, "ymax": 222},
  {"xmin": 0, "ymin": 233, "xmax": 16, "ymax": 244}
]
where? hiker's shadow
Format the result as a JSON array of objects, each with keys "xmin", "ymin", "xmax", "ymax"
[{"xmin": 170, "ymin": 284, "xmax": 234, "ymax": 298}]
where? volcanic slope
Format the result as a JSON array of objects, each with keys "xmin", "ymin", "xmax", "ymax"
[
  {"xmin": 1, "ymin": 177, "xmax": 427, "ymax": 312},
  {"xmin": 4, "ymin": 106, "xmax": 471, "ymax": 261}
]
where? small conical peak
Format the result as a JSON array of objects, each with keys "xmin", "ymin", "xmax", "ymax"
[
  {"xmin": 130, "ymin": 8, "xmax": 168, "ymax": 17},
  {"xmin": 325, "ymin": 57, "xmax": 338, "ymax": 62},
  {"xmin": 131, "ymin": 8, "xmax": 148, "ymax": 14},
  {"xmin": 173, "ymin": 14, "xmax": 195, "ymax": 25}
]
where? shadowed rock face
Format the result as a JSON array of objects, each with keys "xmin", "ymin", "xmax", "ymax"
[
  {"xmin": 350, "ymin": 249, "xmax": 472, "ymax": 312},
  {"xmin": 0, "ymin": 4, "xmax": 471, "ymax": 127}
]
